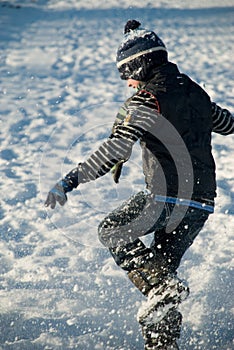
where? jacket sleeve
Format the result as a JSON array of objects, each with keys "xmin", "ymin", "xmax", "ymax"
[{"xmin": 212, "ymin": 102, "xmax": 234, "ymax": 135}]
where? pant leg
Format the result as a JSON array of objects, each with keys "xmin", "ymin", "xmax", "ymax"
[
  {"xmin": 98, "ymin": 192, "xmax": 211, "ymax": 274},
  {"xmin": 98, "ymin": 191, "xmax": 166, "ymax": 248},
  {"xmin": 100, "ymin": 198, "xmax": 211, "ymax": 349},
  {"xmin": 151, "ymin": 207, "xmax": 211, "ymax": 272},
  {"xmin": 98, "ymin": 191, "xmax": 169, "ymax": 271}
]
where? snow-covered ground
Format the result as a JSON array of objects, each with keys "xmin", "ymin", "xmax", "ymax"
[{"xmin": 0, "ymin": 1, "xmax": 233, "ymax": 349}]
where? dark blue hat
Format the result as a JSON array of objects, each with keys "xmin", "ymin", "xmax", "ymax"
[{"xmin": 116, "ymin": 20, "xmax": 168, "ymax": 81}]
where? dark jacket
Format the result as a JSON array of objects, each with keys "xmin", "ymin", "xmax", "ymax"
[
  {"xmin": 139, "ymin": 62, "xmax": 216, "ymax": 200},
  {"xmin": 65, "ymin": 62, "xmax": 234, "ymax": 204}
]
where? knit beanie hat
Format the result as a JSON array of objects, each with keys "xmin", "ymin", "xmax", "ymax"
[{"xmin": 116, "ymin": 20, "xmax": 168, "ymax": 81}]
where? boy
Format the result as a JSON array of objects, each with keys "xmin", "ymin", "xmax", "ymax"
[{"xmin": 45, "ymin": 20, "xmax": 234, "ymax": 349}]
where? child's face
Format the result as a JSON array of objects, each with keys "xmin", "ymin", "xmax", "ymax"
[{"xmin": 127, "ymin": 78, "xmax": 141, "ymax": 89}]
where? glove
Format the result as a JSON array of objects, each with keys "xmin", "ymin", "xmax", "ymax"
[
  {"xmin": 45, "ymin": 167, "xmax": 79, "ymax": 209},
  {"xmin": 45, "ymin": 179, "xmax": 72, "ymax": 209}
]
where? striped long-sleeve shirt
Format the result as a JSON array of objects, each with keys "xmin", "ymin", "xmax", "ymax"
[
  {"xmin": 65, "ymin": 92, "xmax": 233, "ymax": 190},
  {"xmin": 65, "ymin": 89, "xmax": 164, "ymax": 187},
  {"xmin": 212, "ymin": 102, "xmax": 234, "ymax": 135}
]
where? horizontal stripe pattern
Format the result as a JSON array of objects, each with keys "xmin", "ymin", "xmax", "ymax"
[
  {"xmin": 212, "ymin": 102, "xmax": 234, "ymax": 135},
  {"xmin": 77, "ymin": 90, "xmax": 160, "ymax": 183},
  {"xmin": 117, "ymin": 46, "xmax": 167, "ymax": 68}
]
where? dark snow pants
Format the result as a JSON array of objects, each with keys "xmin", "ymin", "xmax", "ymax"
[{"xmin": 98, "ymin": 191, "xmax": 211, "ymax": 273}]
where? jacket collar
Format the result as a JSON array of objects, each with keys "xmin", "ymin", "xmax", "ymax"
[{"xmin": 144, "ymin": 62, "xmax": 180, "ymax": 92}]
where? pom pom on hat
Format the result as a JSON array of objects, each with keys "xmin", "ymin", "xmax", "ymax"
[
  {"xmin": 124, "ymin": 20, "xmax": 141, "ymax": 34},
  {"xmin": 116, "ymin": 20, "xmax": 168, "ymax": 81}
]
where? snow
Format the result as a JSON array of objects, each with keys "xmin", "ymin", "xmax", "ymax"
[{"xmin": 0, "ymin": 1, "xmax": 233, "ymax": 349}]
